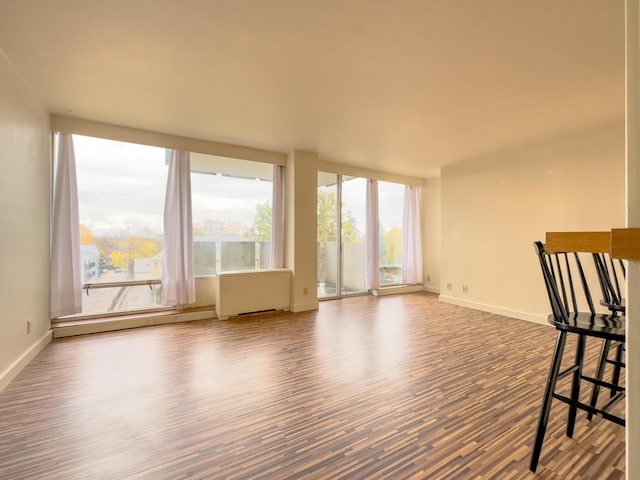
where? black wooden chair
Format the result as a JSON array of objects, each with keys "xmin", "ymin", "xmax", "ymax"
[
  {"xmin": 530, "ymin": 233, "xmax": 625, "ymax": 473},
  {"xmin": 594, "ymin": 252, "xmax": 625, "ymax": 312},
  {"xmin": 588, "ymin": 251, "xmax": 626, "ymax": 420}
]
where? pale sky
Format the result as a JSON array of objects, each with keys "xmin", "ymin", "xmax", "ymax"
[{"xmin": 72, "ymin": 135, "xmax": 404, "ymax": 238}]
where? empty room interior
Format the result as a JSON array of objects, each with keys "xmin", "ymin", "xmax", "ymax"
[{"xmin": 1, "ymin": 1, "xmax": 639, "ymax": 479}]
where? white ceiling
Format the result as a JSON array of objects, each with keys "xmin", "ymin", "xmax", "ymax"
[{"xmin": 0, "ymin": 0, "xmax": 625, "ymax": 178}]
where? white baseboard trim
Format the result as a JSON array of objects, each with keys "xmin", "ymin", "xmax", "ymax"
[
  {"xmin": 438, "ymin": 295, "xmax": 548, "ymax": 325},
  {"xmin": 0, "ymin": 330, "xmax": 53, "ymax": 393},
  {"xmin": 424, "ymin": 286, "xmax": 440, "ymax": 294},
  {"xmin": 372, "ymin": 285, "xmax": 425, "ymax": 296},
  {"xmin": 53, "ymin": 309, "xmax": 216, "ymax": 338}
]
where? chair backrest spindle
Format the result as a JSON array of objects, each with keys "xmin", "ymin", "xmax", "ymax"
[
  {"xmin": 535, "ymin": 231, "xmax": 618, "ymax": 323},
  {"xmin": 608, "ymin": 256, "xmax": 624, "ymax": 302},
  {"xmin": 573, "ymin": 252, "xmax": 595, "ymax": 314}
]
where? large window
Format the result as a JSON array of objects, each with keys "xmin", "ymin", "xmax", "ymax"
[
  {"xmin": 73, "ymin": 135, "xmax": 168, "ymax": 315},
  {"xmin": 67, "ymin": 136, "xmax": 274, "ymax": 317},
  {"xmin": 190, "ymin": 153, "xmax": 273, "ymax": 275}
]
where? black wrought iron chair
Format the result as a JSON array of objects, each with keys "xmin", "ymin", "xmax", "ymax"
[{"xmin": 530, "ymin": 233, "xmax": 625, "ymax": 473}]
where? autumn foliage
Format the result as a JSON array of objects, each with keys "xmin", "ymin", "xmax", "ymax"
[{"xmin": 80, "ymin": 224, "xmax": 163, "ymax": 270}]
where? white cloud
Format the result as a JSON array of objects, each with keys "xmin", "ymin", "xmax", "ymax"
[{"xmin": 74, "ymin": 135, "xmax": 272, "ymax": 236}]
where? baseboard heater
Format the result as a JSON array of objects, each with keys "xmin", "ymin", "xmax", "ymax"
[{"xmin": 215, "ymin": 269, "xmax": 291, "ymax": 320}]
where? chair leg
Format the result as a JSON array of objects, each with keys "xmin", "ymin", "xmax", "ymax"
[
  {"xmin": 567, "ymin": 334, "xmax": 585, "ymax": 438},
  {"xmin": 587, "ymin": 339, "xmax": 610, "ymax": 421},
  {"xmin": 610, "ymin": 342, "xmax": 623, "ymax": 398},
  {"xmin": 530, "ymin": 331, "xmax": 567, "ymax": 473}
]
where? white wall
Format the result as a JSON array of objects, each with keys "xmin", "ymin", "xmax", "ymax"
[
  {"xmin": 286, "ymin": 150, "xmax": 319, "ymax": 312},
  {"xmin": 422, "ymin": 177, "xmax": 441, "ymax": 293},
  {"xmin": 440, "ymin": 123, "xmax": 625, "ymax": 322},
  {"xmin": 0, "ymin": 51, "xmax": 51, "ymax": 391}
]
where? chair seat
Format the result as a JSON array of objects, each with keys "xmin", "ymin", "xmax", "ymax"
[{"xmin": 549, "ymin": 313, "xmax": 625, "ymax": 342}]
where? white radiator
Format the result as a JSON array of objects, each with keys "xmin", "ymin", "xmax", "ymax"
[{"xmin": 215, "ymin": 269, "xmax": 291, "ymax": 320}]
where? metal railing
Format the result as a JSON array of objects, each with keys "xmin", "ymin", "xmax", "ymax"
[{"xmin": 82, "ymin": 279, "xmax": 161, "ymax": 295}]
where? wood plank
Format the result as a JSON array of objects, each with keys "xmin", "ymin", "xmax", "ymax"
[
  {"xmin": 611, "ymin": 227, "xmax": 640, "ymax": 260},
  {"xmin": 545, "ymin": 231, "xmax": 611, "ymax": 254},
  {"xmin": 0, "ymin": 292, "xmax": 625, "ymax": 479}
]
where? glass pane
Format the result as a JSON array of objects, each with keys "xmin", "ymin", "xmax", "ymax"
[
  {"xmin": 317, "ymin": 172, "xmax": 338, "ymax": 298},
  {"xmin": 378, "ymin": 181, "xmax": 404, "ymax": 285},
  {"xmin": 190, "ymin": 153, "xmax": 273, "ymax": 275},
  {"xmin": 341, "ymin": 176, "xmax": 367, "ymax": 295},
  {"xmin": 220, "ymin": 241, "xmax": 256, "ymax": 271},
  {"xmin": 73, "ymin": 135, "xmax": 168, "ymax": 314}
]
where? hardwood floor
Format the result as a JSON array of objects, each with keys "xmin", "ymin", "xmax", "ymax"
[{"xmin": 0, "ymin": 293, "xmax": 625, "ymax": 479}]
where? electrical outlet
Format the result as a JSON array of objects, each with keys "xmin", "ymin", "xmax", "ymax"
[
  {"xmin": 426, "ymin": 275, "xmax": 431, "ymax": 282},
  {"xmin": 447, "ymin": 283, "xmax": 452, "ymax": 290},
  {"xmin": 463, "ymin": 285, "xmax": 468, "ymax": 293}
]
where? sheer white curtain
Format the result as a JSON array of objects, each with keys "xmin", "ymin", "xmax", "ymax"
[
  {"xmin": 161, "ymin": 149, "xmax": 196, "ymax": 306},
  {"xmin": 402, "ymin": 185, "xmax": 423, "ymax": 285},
  {"xmin": 50, "ymin": 133, "xmax": 82, "ymax": 318},
  {"xmin": 270, "ymin": 164, "xmax": 285, "ymax": 268},
  {"xmin": 365, "ymin": 179, "xmax": 380, "ymax": 290}
]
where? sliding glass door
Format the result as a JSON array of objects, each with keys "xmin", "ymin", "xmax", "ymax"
[
  {"xmin": 317, "ymin": 172, "xmax": 367, "ymax": 299},
  {"xmin": 340, "ymin": 176, "xmax": 367, "ymax": 295},
  {"xmin": 317, "ymin": 173, "xmax": 339, "ymax": 298},
  {"xmin": 378, "ymin": 181, "xmax": 404, "ymax": 285}
]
